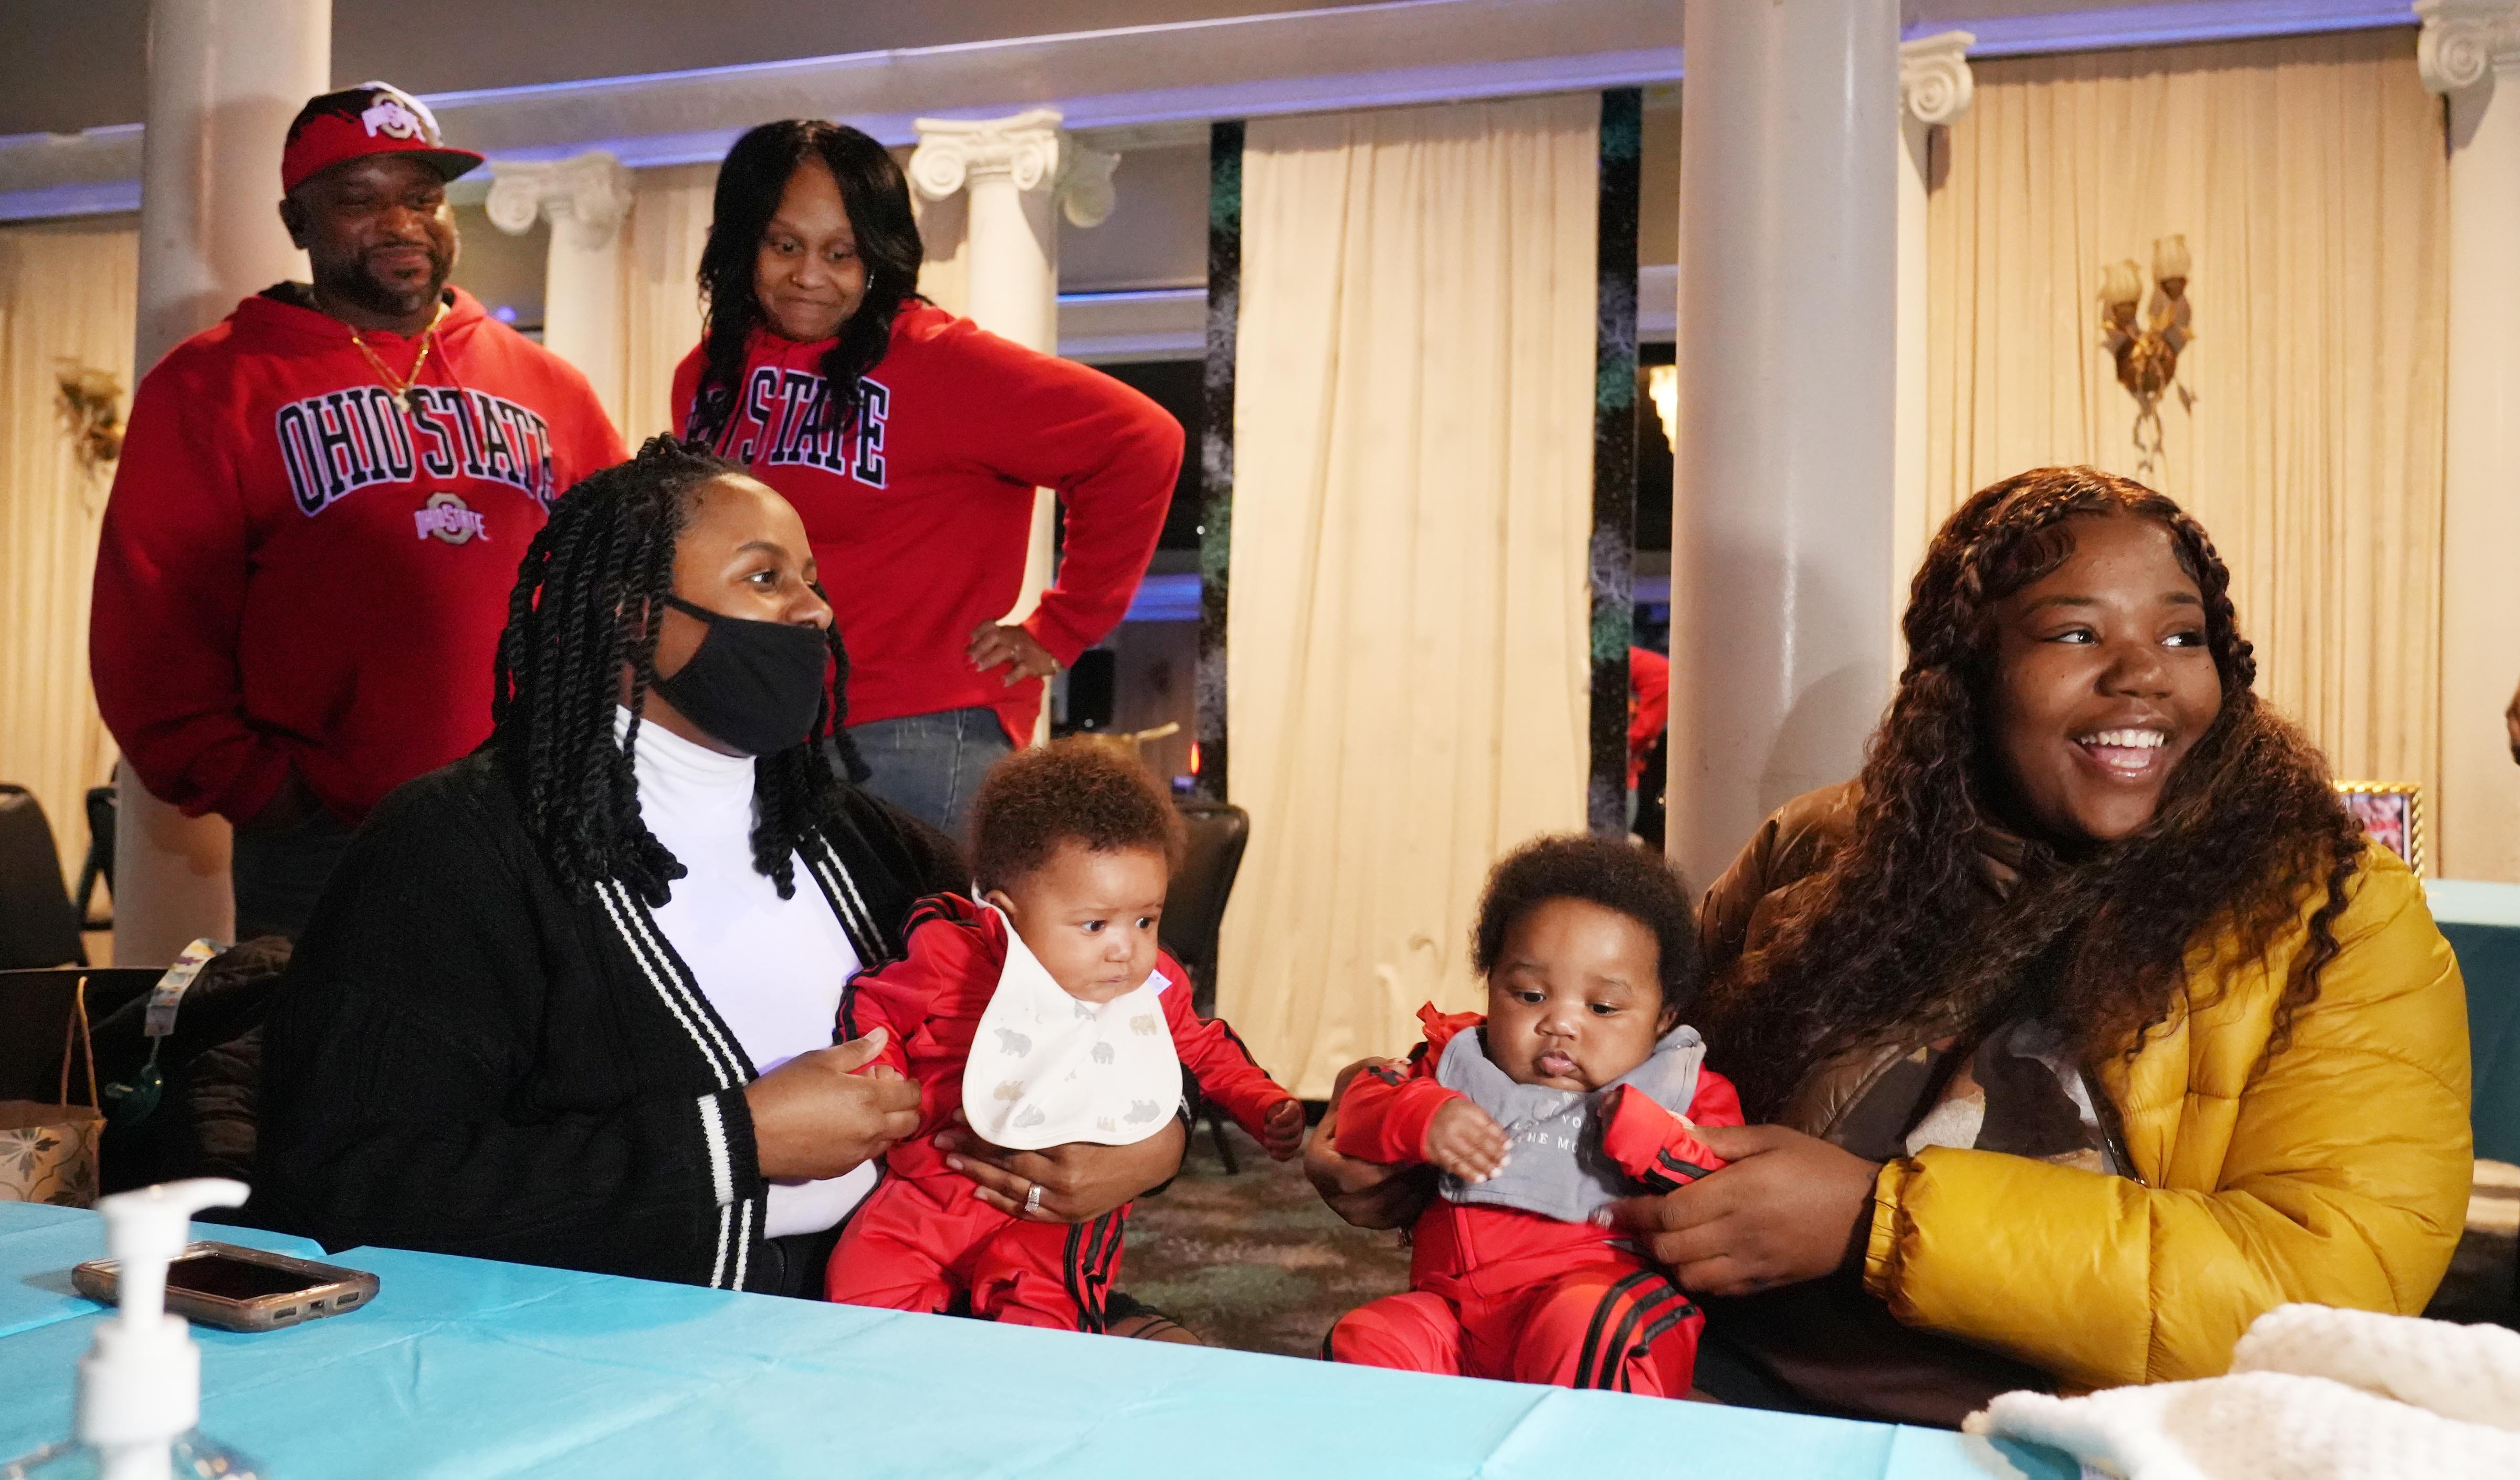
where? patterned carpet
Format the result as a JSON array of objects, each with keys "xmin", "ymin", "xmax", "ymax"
[{"xmin": 1123, "ymin": 1119, "xmax": 1412, "ymax": 1358}]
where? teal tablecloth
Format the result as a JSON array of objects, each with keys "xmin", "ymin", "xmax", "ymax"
[{"xmin": 0, "ymin": 1203, "xmax": 2071, "ymax": 1479}]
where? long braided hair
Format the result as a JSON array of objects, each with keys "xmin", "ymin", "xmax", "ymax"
[
  {"xmin": 686, "ymin": 120, "xmax": 924, "ymax": 448},
  {"xmin": 490, "ymin": 436, "xmax": 864, "ymax": 906},
  {"xmin": 1705, "ymin": 467, "xmax": 2368, "ymax": 1120}
]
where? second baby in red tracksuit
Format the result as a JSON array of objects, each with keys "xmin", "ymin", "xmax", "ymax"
[
  {"xmin": 1327, "ymin": 834, "xmax": 1743, "ymax": 1397},
  {"xmin": 827, "ymin": 740, "xmax": 1302, "ymax": 1330}
]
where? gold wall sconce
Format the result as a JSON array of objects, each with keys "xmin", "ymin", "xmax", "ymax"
[{"xmin": 2099, "ymin": 235, "xmax": 2192, "ymax": 471}]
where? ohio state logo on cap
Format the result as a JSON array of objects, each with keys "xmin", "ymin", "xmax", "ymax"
[
  {"xmin": 281, "ymin": 82, "xmax": 484, "ymax": 194},
  {"xmin": 361, "ymin": 93, "xmax": 426, "ymax": 142}
]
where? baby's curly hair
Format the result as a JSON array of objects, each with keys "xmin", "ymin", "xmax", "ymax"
[
  {"xmin": 1471, "ymin": 835, "xmax": 1700, "ymax": 1015},
  {"xmin": 970, "ymin": 739, "xmax": 1187, "ymax": 893}
]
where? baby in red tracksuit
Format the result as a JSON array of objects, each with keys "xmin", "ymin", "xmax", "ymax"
[
  {"xmin": 826, "ymin": 739, "xmax": 1303, "ymax": 1331},
  {"xmin": 1327, "ymin": 834, "xmax": 1742, "ymax": 1397}
]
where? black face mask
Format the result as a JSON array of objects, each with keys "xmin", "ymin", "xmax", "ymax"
[{"xmin": 649, "ymin": 595, "xmax": 830, "ymax": 757}]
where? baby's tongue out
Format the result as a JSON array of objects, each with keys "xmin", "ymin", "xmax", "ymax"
[{"xmin": 1538, "ymin": 1051, "xmax": 1579, "ymax": 1079}]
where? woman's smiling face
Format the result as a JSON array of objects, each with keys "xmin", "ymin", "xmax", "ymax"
[{"xmin": 1987, "ymin": 513, "xmax": 2223, "ymax": 846}]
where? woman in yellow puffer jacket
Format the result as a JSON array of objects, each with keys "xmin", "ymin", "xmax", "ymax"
[
  {"xmin": 1303, "ymin": 467, "xmax": 2469, "ymax": 1429},
  {"xmin": 1644, "ymin": 467, "xmax": 2471, "ymax": 1424}
]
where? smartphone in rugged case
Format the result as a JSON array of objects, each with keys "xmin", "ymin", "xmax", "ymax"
[{"xmin": 73, "ymin": 1241, "xmax": 380, "ymax": 1332}]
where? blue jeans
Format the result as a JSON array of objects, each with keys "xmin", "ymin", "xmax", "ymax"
[{"xmin": 845, "ymin": 707, "xmax": 1013, "ymax": 841}]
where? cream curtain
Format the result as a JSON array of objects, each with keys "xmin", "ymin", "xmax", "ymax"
[
  {"xmin": 1926, "ymin": 30, "xmax": 2448, "ymax": 815},
  {"xmin": 616, "ymin": 163, "xmax": 718, "ymax": 446},
  {"xmin": 1219, "ymin": 97, "xmax": 1598, "ymax": 1099},
  {"xmin": 0, "ymin": 220, "xmax": 138, "ymax": 885}
]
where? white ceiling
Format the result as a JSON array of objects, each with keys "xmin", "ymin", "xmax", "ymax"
[{"xmin": 0, "ymin": 0, "xmax": 2418, "ymax": 139}]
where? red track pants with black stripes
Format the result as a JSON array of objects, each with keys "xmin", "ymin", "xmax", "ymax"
[
  {"xmin": 1329, "ymin": 1253, "xmax": 1703, "ymax": 1396},
  {"xmin": 824, "ymin": 1171, "xmax": 1126, "ymax": 1332}
]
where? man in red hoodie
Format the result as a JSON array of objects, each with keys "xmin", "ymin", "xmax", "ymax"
[{"xmin": 90, "ymin": 82, "xmax": 625, "ymax": 939}]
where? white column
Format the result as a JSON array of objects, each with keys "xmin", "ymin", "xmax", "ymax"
[
  {"xmin": 2422, "ymin": 0, "xmax": 2520, "ymax": 881},
  {"xmin": 1895, "ymin": 33, "xmax": 1974, "ymax": 664},
  {"xmin": 1670, "ymin": 0, "xmax": 1902, "ymax": 887},
  {"xmin": 908, "ymin": 112, "xmax": 1118, "ymax": 696},
  {"xmin": 487, "ymin": 152, "xmax": 634, "ymax": 432},
  {"xmin": 116, "ymin": 0, "xmax": 329, "ymax": 964}
]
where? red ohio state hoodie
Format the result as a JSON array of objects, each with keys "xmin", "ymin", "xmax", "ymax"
[
  {"xmin": 671, "ymin": 303, "xmax": 1181, "ymax": 745},
  {"xmin": 90, "ymin": 286, "xmax": 625, "ymax": 827}
]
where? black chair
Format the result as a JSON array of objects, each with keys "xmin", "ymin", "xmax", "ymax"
[
  {"xmin": 0, "ymin": 785, "xmax": 87, "ymax": 969},
  {"xmin": 1161, "ymin": 801, "xmax": 1253, "ymax": 1170},
  {"xmin": 76, "ymin": 784, "xmax": 116, "ymax": 930}
]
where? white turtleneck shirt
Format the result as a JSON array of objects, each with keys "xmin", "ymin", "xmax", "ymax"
[{"xmin": 619, "ymin": 708, "xmax": 874, "ymax": 1237}]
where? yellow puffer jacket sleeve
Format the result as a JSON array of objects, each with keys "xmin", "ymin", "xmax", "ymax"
[{"xmin": 1862, "ymin": 847, "xmax": 2473, "ymax": 1390}]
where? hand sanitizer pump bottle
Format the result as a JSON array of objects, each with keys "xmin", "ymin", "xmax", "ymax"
[{"xmin": 4, "ymin": 1179, "xmax": 264, "ymax": 1480}]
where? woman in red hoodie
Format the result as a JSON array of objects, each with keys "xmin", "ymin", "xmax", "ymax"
[{"xmin": 673, "ymin": 121, "xmax": 1182, "ymax": 836}]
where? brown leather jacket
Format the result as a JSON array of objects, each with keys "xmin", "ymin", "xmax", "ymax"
[
  {"xmin": 1699, "ymin": 779, "xmax": 2053, "ymax": 1140},
  {"xmin": 1699, "ymin": 779, "xmax": 1861, "ymax": 995},
  {"xmin": 1692, "ymin": 780, "xmax": 2057, "ymax": 1426}
]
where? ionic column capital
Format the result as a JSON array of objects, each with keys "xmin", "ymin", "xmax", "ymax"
[
  {"xmin": 909, "ymin": 110, "xmax": 1120, "ymax": 228},
  {"xmin": 485, "ymin": 151, "xmax": 634, "ymax": 247},
  {"xmin": 2419, "ymin": 0, "xmax": 2520, "ymax": 96},
  {"xmin": 1899, "ymin": 30, "xmax": 1977, "ymax": 128}
]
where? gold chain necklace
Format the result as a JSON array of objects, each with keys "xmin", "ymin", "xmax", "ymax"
[{"xmin": 345, "ymin": 299, "xmax": 449, "ymax": 414}]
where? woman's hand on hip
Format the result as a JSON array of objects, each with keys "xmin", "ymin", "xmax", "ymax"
[
  {"xmin": 935, "ymin": 1110, "xmax": 1186, "ymax": 1223},
  {"xmin": 743, "ymin": 1029, "xmax": 921, "ymax": 1181},
  {"xmin": 1304, "ymin": 1058, "xmax": 1437, "ymax": 1230},
  {"xmin": 967, "ymin": 623, "xmax": 1057, "ymax": 685},
  {"xmin": 1601, "ymin": 1124, "xmax": 1881, "ymax": 1298}
]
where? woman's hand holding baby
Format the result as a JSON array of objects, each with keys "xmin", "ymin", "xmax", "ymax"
[
  {"xmin": 1601, "ymin": 1123, "xmax": 1878, "ymax": 1296},
  {"xmin": 1259, "ymin": 1098, "xmax": 1307, "ymax": 1160},
  {"xmin": 1424, "ymin": 1099, "xmax": 1511, "ymax": 1182},
  {"xmin": 1306, "ymin": 1059, "xmax": 1436, "ymax": 1230},
  {"xmin": 939, "ymin": 1110, "xmax": 1188, "ymax": 1223},
  {"xmin": 745, "ymin": 1028, "xmax": 922, "ymax": 1180}
]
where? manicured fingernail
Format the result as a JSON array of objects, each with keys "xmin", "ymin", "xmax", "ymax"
[{"xmin": 944, "ymin": 1156, "xmax": 963, "ymax": 1171}]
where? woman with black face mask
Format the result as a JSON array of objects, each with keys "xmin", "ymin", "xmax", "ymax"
[{"xmin": 254, "ymin": 438, "xmax": 1192, "ymax": 1300}]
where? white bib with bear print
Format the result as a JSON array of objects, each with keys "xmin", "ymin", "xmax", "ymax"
[{"xmin": 960, "ymin": 907, "xmax": 1182, "ymax": 1151}]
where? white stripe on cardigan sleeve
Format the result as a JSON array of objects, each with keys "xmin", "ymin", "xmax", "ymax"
[{"xmin": 698, "ymin": 1093, "xmax": 736, "ymax": 1207}]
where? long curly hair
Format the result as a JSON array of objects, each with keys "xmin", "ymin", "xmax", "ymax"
[
  {"xmin": 685, "ymin": 120, "xmax": 924, "ymax": 448},
  {"xmin": 489, "ymin": 436, "xmax": 865, "ymax": 907},
  {"xmin": 1705, "ymin": 466, "xmax": 2367, "ymax": 1120}
]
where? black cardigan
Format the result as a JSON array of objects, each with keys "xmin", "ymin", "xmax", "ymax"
[{"xmin": 253, "ymin": 751, "xmax": 965, "ymax": 1290}]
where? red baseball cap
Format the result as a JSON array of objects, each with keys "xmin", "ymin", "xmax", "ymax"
[{"xmin": 280, "ymin": 82, "xmax": 484, "ymax": 195}]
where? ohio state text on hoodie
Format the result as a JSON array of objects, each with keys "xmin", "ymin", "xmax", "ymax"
[
  {"xmin": 671, "ymin": 304, "xmax": 1182, "ymax": 746},
  {"xmin": 91, "ymin": 286, "xmax": 626, "ymax": 827}
]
